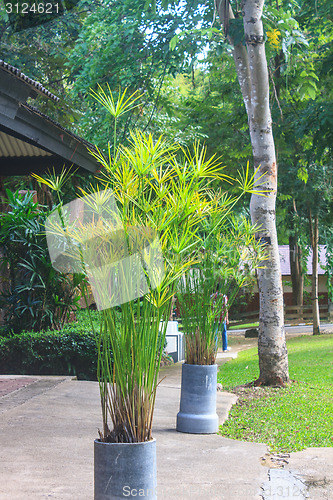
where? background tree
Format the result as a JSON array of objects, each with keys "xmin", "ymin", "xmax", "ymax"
[
  {"xmin": 213, "ymin": 0, "xmax": 289, "ymax": 384},
  {"xmin": 271, "ymin": 0, "xmax": 333, "ymax": 333}
]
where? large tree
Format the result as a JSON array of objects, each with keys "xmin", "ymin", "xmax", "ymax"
[{"xmin": 215, "ymin": 0, "xmax": 289, "ymax": 384}]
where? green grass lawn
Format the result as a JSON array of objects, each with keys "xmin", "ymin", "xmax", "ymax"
[
  {"xmin": 218, "ymin": 334, "xmax": 333, "ymax": 453},
  {"xmin": 228, "ymin": 322, "xmax": 259, "ymax": 330}
]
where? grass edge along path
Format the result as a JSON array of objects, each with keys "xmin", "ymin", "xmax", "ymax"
[
  {"xmin": 228, "ymin": 322, "xmax": 259, "ymax": 330},
  {"xmin": 217, "ymin": 334, "xmax": 333, "ymax": 453}
]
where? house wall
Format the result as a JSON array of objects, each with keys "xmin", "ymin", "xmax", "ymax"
[
  {"xmin": 281, "ymin": 275, "xmax": 328, "ymax": 295},
  {"xmin": 241, "ymin": 274, "xmax": 328, "ymax": 314},
  {"xmin": 251, "ymin": 274, "xmax": 328, "ymax": 295}
]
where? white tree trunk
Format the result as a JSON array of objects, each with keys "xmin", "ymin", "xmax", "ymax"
[
  {"xmin": 217, "ymin": 0, "xmax": 289, "ymax": 384},
  {"xmin": 309, "ymin": 211, "xmax": 320, "ymax": 335},
  {"xmin": 289, "ymin": 235, "xmax": 304, "ymax": 310}
]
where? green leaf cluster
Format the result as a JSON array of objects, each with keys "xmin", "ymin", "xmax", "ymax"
[
  {"xmin": 0, "ymin": 190, "xmax": 83, "ymax": 333},
  {"xmin": 0, "ymin": 328, "xmax": 98, "ymax": 380},
  {"xmin": 178, "ymin": 213, "xmax": 267, "ymax": 365}
]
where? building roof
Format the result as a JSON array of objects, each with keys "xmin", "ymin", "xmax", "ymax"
[
  {"xmin": 0, "ymin": 129, "xmax": 52, "ymax": 158},
  {"xmin": 22, "ymin": 103, "xmax": 93, "ymax": 149},
  {"xmin": 279, "ymin": 245, "xmax": 327, "ymax": 276},
  {"xmin": 0, "ymin": 60, "xmax": 59, "ymax": 102},
  {"xmin": 0, "ymin": 61, "xmax": 100, "ymax": 175}
]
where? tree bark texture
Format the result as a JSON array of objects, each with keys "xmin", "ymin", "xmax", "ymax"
[
  {"xmin": 217, "ymin": 0, "xmax": 289, "ymax": 384},
  {"xmin": 309, "ymin": 210, "xmax": 320, "ymax": 335},
  {"xmin": 289, "ymin": 199, "xmax": 304, "ymax": 311},
  {"xmin": 289, "ymin": 234, "xmax": 303, "ymax": 322},
  {"xmin": 289, "ymin": 236, "xmax": 304, "ymax": 306}
]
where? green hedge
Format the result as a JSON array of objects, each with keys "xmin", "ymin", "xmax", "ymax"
[{"xmin": 0, "ymin": 326, "xmax": 99, "ymax": 380}]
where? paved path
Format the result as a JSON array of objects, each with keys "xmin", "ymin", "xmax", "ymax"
[
  {"xmin": 0, "ymin": 376, "xmax": 38, "ymax": 398},
  {"xmin": 0, "ymin": 339, "xmax": 332, "ymax": 499},
  {"xmin": 230, "ymin": 323, "xmax": 333, "ymax": 336}
]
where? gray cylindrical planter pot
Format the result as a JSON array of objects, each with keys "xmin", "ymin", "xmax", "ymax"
[
  {"xmin": 94, "ymin": 438, "xmax": 157, "ymax": 500},
  {"xmin": 177, "ymin": 363, "xmax": 218, "ymax": 434}
]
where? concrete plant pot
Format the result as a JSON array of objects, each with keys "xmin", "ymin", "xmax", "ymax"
[
  {"xmin": 176, "ymin": 363, "xmax": 218, "ymax": 434},
  {"xmin": 94, "ymin": 438, "xmax": 157, "ymax": 499}
]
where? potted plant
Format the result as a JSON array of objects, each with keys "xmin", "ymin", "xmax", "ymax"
[
  {"xmin": 176, "ymin": 212, "xmax": 266, "ymax": 434},
  {"xmin": 35, "ymin": 88, "xmax": 233, "ymax": 499}
]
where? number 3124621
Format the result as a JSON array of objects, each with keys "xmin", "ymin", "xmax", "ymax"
[{"xmin": 5, "ymin": 2, "xmax": 60, "ymax": 14}]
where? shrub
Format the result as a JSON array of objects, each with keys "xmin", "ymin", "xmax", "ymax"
[
  {"xmin": 0, "ymin": 190, "xmax": 84, "ymax": 333},
  {"xmin": 0, "ymin": 327, "xmax": 99, "ymax": 380}
]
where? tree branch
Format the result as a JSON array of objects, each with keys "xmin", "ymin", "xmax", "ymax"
[
  {"xmin": 269, "ymin": 66, "xmax": 283, "ymax": 120},
  {"xmin": 215, "ymin": 0, "xmax": 252, "ymax": 117}
]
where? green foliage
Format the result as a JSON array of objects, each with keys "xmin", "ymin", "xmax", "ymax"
[
  {"xmin": 218, "ymin": 335, "xmax": 333, "ymax": 452},
  {"xmin": 64, "ymin": 0, "xmax": 187, "ymax": 147},
  {"xmin": 228, "ymin": 18, "xmax": 245, "ymax": 47},
  {"xmin": 2, "ymin": 0, "xmax": 331, "ymax": 171},
  {"xmin": 0, "ymin": 0, "xmax": 90, "ymax": 126},
  {"xmin": 178, "ymin": 213, "xmax": 266, "ymax": 365},
  {"xmin": 273, "ymin": 0, "xmax": 333, "ymax": 255},
  {"xmin": 142, "ymin": 63, "xmax": 251, "ymax": 179},
  {"xmin": 227, "ymin": 286, "xmax": 256, "ymax": 320},
  {"xmin": 0, "ymin": 191, "xmax": 82, "ymax": 333},
  {"xmin": 178, "ymin": 267, "xmax": 221, "ymax": 366},
  {"xmin": 0, "ymin": 309, "xmax": 115, "ymax": 380},
  {"xmin": 0, "ymin": 327, "xmax": 98, "ymax": 380}
]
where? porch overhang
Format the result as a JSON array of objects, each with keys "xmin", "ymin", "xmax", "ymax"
[{"xmin": 0, "ymin": 61, "xmax": 99, "ymax": 176}]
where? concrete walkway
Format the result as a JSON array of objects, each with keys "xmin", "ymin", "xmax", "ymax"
[
  {"xmin": 0, "ymin": 339, "xmax": 332, "ymax": 499},
  {"xmin": 230, "ymin": 323, "xmax": 333, "ymax": 336}
]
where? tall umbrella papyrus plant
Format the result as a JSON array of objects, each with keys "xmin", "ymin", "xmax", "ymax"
[
  {"xmin": 177, "ymin": 208, "xmax": 267, "ymax": 365},
  {"xmin": 37, "ymin": 87, "xmax": 263, "ymax": 443}
]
